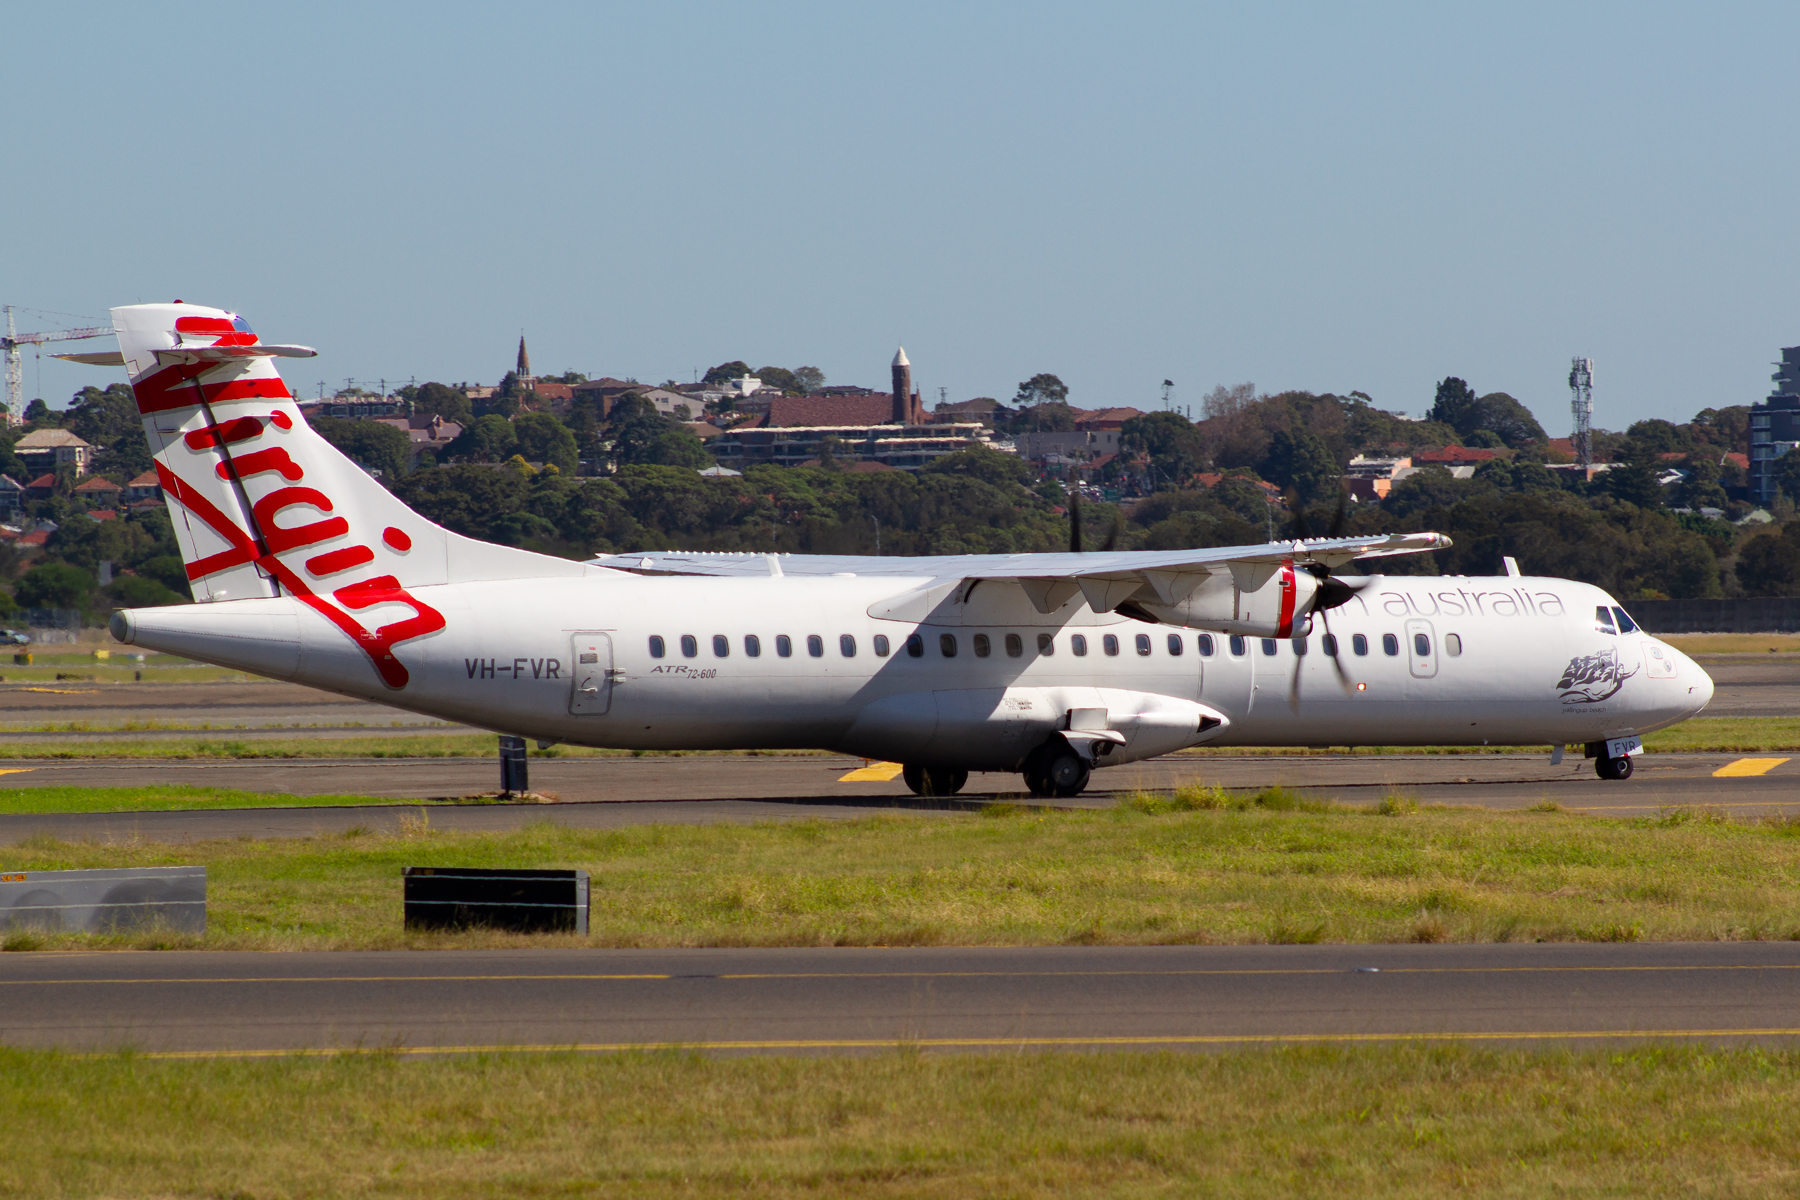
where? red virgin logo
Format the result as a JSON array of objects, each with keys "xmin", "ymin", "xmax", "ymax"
[{"xmin": 159, "ymin": 409, "xmax": 445, "ymax": 689}]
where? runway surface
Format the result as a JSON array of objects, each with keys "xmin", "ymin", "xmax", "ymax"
[
  {"xmin": 4, "ymin": 943, "xmax": 1798, "ymax": 1055},
  {"xmin": 0, "ymin": 750, "xmax": 1796, "ymax": 843}
]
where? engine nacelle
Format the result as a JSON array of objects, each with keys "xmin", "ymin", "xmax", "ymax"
[{"xmin": 1134, "ymin": 561, "xmax": 1318, "ymax": 637}]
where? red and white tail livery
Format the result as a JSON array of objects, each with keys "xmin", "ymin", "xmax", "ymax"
[{"xmin": 114, "ymin": 302, "xmax": 587, "ymax": 689}]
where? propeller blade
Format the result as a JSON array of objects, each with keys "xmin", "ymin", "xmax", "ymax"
[
  {"xmin": 1313, "ymin": 573, "xmax": 1375, "ymax": 613},
  {"xmin": 1286, "ymin": 490, "xmax": 1310, "ymax": 539},
  {"xmin": 1099, "ymin": 509, "xmax": 1122, "ymax": 553},
  {"xmin": 1069, "ymin": 485, "xmax": 1083, "ymax": 553},
  {"xmin": 1329, "ymin": 487, "xmax": 1349, "ymax": 537},
  {"xmin": 1318, "ymin": 606, "xmax": 1356, "ymax": 689}
]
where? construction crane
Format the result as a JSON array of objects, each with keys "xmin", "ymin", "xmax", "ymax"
[{"xmin": 3, "ymin": 306, "xmax": 111, "ymax": 426}]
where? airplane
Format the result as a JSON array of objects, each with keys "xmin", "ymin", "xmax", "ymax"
[{"xmin": 74, "ymin": 303, "xmax": 1714, "ymax": 797}]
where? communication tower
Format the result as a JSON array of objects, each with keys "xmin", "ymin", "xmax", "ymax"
[{"xmin": 1568, "ymin": 357, "xmax": 1594, "ymax": 469}]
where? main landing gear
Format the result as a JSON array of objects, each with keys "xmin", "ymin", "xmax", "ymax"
[
  {"xmin": 1586, "ymin": 741, "xmax": 1635, "ymax": 781},
  {"xmin": 1021, "ymin": 740, "xmax": 1091, "ymax": 799},
  {"xmin": 902, "ymin": 764, "xmax": 968, "ymax": 797}
]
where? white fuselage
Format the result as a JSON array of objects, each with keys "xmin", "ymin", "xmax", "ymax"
[{"xmin": 116, "ymin": 570, "xmax": 1713, "ymax": 774}]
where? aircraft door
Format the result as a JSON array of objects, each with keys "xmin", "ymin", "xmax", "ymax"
[
  {"xmin": 570, "ymin": 632, "xmax": 614, "ymax": 715},
  {"xmin": 1403, "ymin": 619, "xmax": 1437, "ymax": 679}
]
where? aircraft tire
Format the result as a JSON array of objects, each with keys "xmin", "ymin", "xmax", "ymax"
[
  {"xmin": 902, "ymin": 764, "xmax": 968, "ymax": 796},
  {"xmin": 1594, "ymin": 755, "xmax": 1634, "ymax": 780},
  {"xmin": 1610, "ymin": 755, "xmax": 1634, "ymax": 780},
  {"xmin": 1042, "ymin": 750, "xmax": 1090, "ymax": 798}
]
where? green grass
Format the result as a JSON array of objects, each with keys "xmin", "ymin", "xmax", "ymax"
[
  {"xmin": 3, "ymin": 1043, "xmax": 1799, "ymax": 1197},
  {"xmin": 8, "ymin": 796, "xmax": 1800, "ymax": 950}
]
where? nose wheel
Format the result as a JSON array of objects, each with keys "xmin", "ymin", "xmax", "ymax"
[
  {"xmin": 1595, "ymin": 755, "xmax": 1634, "ymax": 780},
  {"xmin": 1021, "ymin": 744, "xmax": 1091, "ymax": 798}
]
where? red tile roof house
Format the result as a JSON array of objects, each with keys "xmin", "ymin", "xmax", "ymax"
[
  {"xmin": 73, "ymin": 476, "xmax": 124, "ymax": 504},
  {"xmin": 1412, "ymin": 445, "xmax": 1498, "ymax": 465},
  {"xmin": 125, "ymin": 470, "xmax": 163, "ymax": 503}
]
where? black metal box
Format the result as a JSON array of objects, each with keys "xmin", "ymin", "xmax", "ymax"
[{"xmin": 403, "ymin": 867, "xmax": 589, "ymax": 934}]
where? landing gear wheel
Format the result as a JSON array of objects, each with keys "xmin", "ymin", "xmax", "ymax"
[
  {"xmin": 1034, "ymin": 750, "xmax": 1090, "ymax": 798},
  {"xmin": 1595, "ymin": 755, "xmax": 1634, "ymax": 780},
  {"xmin": 902, "ymin": 764, "xmax": 968, "ymax": 796}
]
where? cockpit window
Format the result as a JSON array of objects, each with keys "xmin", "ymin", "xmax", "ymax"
[
  {"xmin": 1595, "ymin": 606, "xmax": 1616, "ymax": 635},
  {"xmin": 1612, "ymin": 607, "xmax": 1639, "ymax": 634}
]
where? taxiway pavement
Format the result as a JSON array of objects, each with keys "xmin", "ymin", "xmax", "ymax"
[
  {"xmin": 0, "ymin": 751, "xmax": 1796, "ymax": 843},
  {"xmin": 4, "ymin": 943, "xmax": 1797, "ymax": 1055}
]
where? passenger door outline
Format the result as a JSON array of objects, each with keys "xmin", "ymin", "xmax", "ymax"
[
  {"xmin": 1403, "ymin": 618, "xmax": 1437, "ymax": 679},
  {"xmin": 570, "ymin": 632, "xmax": 613, "ymax": 715}
]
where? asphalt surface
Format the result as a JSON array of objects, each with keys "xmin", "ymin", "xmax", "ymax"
[
  {"xmin": 0, "ymin": 750, "xmax": 1796, "ymax": 844},
  {"xmin": 4, "ymin": 943, "xmax": 1798, "ymax": 1055}
]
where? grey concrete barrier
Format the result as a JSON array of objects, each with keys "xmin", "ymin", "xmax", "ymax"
[
  {"xmin": 0, "ymin": 866, "xmax": 206, "ymax": 934},
  {"xmin": 403, "ymin": 867, "xmax": 589, "ymax": 934}
]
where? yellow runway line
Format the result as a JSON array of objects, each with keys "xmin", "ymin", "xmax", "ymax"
[
  {"xmin": 0, "ymin": 768, "xmax": 33, "ymax": 776},
  {"xmin": 1713, "ymin": 757, "xmax": 1791, "ymax": 778},
  {"xmin": 838, "ymin": 761, "xmax": 904, "ymax": 782}
]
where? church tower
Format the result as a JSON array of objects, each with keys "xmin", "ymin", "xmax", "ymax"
[
  {"xmin": 516, "ymin": 336, "xmax": 533, "ymax": 396},
  {"xmin": 892, "ymin": 347, "xmax": 915, "ymax": 425}
]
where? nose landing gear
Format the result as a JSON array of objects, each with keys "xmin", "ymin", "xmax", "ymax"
[{"xmin": 1585, "ymin": 741, "xmax": 1636, "ymax": 780}]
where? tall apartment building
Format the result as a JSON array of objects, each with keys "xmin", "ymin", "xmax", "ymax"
[{"xmin": 1749, "ymin": 346, "xmax": 1800, "ymax": 503}]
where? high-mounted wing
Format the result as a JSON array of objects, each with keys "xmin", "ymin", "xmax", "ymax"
[{"xmin": 590, "ymin": 532, "xmax": 1450, "ymax": 638}]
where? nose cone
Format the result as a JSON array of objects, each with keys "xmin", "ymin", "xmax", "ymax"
[{"xmin": 1677, "ymin": 648, "xmax": 1714, "ymax": 716}]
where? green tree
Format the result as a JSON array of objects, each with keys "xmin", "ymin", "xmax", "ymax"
[
  {"xmin": 1011, "ymin": 373, "xmax": 1069, "ymax": 408},
  {"xmin": 1605, "ymin": 458, "xmax": 1664, "ymax": 509},
  {"xmin": 754, "ymin": 367, "xmax": 799, "ymax": 394},
  {"xmin": 1467, "ymin": 393, "xmax": 1547, "ymax": 447},
  {"xmin": 1736, "ymin": 528, "xmax": 1800, "ymax": 596},
  {"xmin": 702, "ymin": 361, "xmax": 752, "ymax": 385},
  {"xmin": 1426, "ymin": 377, "xmax": 1478, "ymax": 432},
  {"xmin": 15, "ymin": 561, "xmax": 95, "ymax": 609},
  {"xmin": 64, "ymin": 384, "xmax": 151, "ymax": 478},
  {"xmin": 413, "ymin": 382, "xmax": 474, "ymax": 425},
  {"xmin": 921, "ymin": 444, "xmax": 1033, "ymax": 489},
  {"xmin": 792, "ymin": 366, "xmax": 825, "ymax": 394},
  {"xmin": 445, "ymin": 414, "xmax": 520, "ymax": 463},
  {"xmin": 605, "ymin": 395, "xmax": 710, "ymax": 469},
  {"xmin": 310, "ymin": 417, "xmax": 413, "ymax": 478},
  {"xmin": 1121, "ymin": 411, "xmax": 1205, "ymax": 489},
  {"xmin": 513, "ymin": 412, "xmax": 579, "ymax": 473},
  {"xmin": 1261, "ymin": 425, "xmax": 1340, "ymax": 505},
  {"xmin": 107, "ymin": 575, "xmax": 185, "ymax": 607}
]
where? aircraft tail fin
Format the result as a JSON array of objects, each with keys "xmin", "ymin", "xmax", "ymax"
[{"xmin": 108, "ymin": 302, "xmax": 589, "ymax": 687}]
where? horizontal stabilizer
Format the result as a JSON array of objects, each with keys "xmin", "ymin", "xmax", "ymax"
[
  {"xmin": 152, "ymin": 344, "xmax": 317, "ymax": 364},
  {"xmin": 54, "ymin": 350, "xmax": 126, "ymax": 366}
]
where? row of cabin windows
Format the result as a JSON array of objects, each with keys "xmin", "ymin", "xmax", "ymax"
[{"xmin": 647, "ymin": 630, "xmax": 1466, "ymax": 661}]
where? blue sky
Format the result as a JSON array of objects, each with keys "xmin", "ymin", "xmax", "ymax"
[{"xmin": 5, "ymin": 3, "xmax": 1796, "ymax": 433}]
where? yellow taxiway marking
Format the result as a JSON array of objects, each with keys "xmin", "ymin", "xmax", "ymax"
[
  {"xmin": 89, "ymin": 1029, "xmax": 1800, "ymax": 1060},
  {"xmin": 838, "ymin": 760, "xmax": 905, "ymax": 782},
  {"xmin": 1713, "ymin": 757, "xmax": 1791, "ymax": 778},
  {"xmin": 8, "ymin": 688, "xmax": 90, "ymax": 695},
  {"xmin": 11, "ymin": 964, "xmax": 1800, "ymax": 987},
  {"xmin": 0, "ymin": 768, "xmax": 33, "ymax": 776}
]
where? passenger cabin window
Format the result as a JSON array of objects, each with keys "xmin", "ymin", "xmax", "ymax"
[
  {"xmin": 874, "ymin": 634, "xmax": 890, "ymax": 657},
  {"xmin": 1445, "ymin": 633, "xmax": 1462, "ymax": 657},
  {"xmin": 1352, "ymin": 633, "xmax": 1368, "ymax": 656},
  {"xmin": 681, "ymin": 635, "xmax": 698, "ymax": 658},
  {"xmin": 1596, "ymin": 606, "xmax": 1616, "ymax": 635},
  {"xmin": 1292, "ymin": 636, "xmax": 1307, "ymax": 656},
  {"xmin": 1071, "ymin": 634, "xmax": 1089, "ymax": 656},
  {"xmin": 1382, "ymin": 633, "xmax": 1399, "ymax": 656},
  {"xmin": 1612, "ymin": 607, "xmax": 1638, "ymax": 634},
  {"xmin": 1414, "ymin": 633, "xmax": 1431, "ymax": 657},
  {"xmin": 712, "ymin": 635, "xmax": 729, "ymax": 658},
  {"xmin": 649, "ymin": 636, "xmax": 666, "ymax": 659},
  {"xmin": 907, "ymin": 634, "xmax": 924, "ymax": 658},
  {"xmin": 807, "ymin": 635, "xmax": 824, "ymax": 658},
  {"xmin": 1005, "ymin": 633, "xmax": 1023, "ymax": 658},
  {"xmin": 839, "ymin": 634, "xmax": 856, "ymax": 657},
  {"xmin": 1230, "ymin": 635, "xmax": 1246, "ymax": 656},
  {"xmin": 1198, "ymin": 634, "xmax": 1215, "ymax": 656},
  {"xmin": 1135, "ymin": 634, "xmax": 1152, "ymax": 656},
  {"xmin": 744, "ymin": 634, "xmax": 761, "ymax": 657},
  {"xmin": 776, "ymin": 635, "xmax": 793, "ymax": 658},
  {"xmin": 1321, "ymin": 634, "xmax": 1338, "ymax": 656},
  {"xmin": 1261, "ymin": 638, "xmax": 1277, "ymax": 657},
  {"xmin": 1167, "ymin": 634, "xmax": 1184, "ymax": 656},
  {"xmin": 972, "ymin": 633, "xmax": 992, "ymax": 658},
  {"xmin": 1037, "ymin": 633, "xmax": 1055, "ymax": 656},
  {"xmin": 1103, "ymin": 634, "xmax": 1120, "ymax": 656},
  {"xmin": 939, "ymin": 633, "xmax": 957, "ymax": 657}
]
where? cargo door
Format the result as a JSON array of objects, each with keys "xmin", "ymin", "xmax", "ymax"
[{"xmin": 569, "ymin": 633, "xmax": 613, "ymax": 715}]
